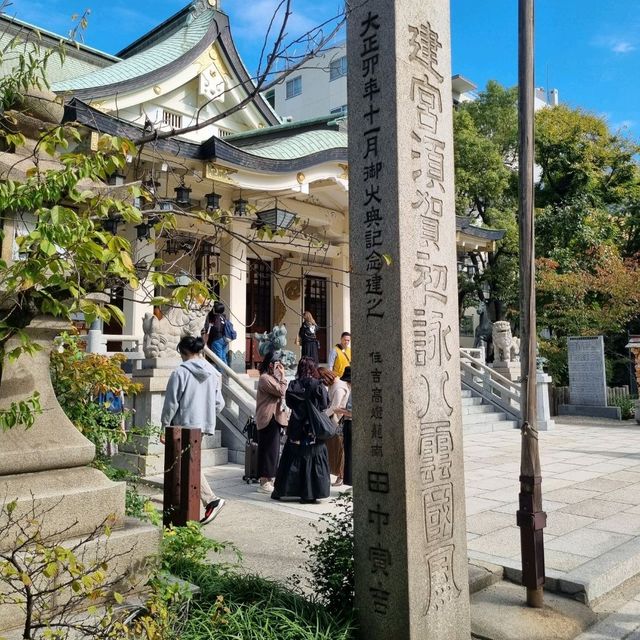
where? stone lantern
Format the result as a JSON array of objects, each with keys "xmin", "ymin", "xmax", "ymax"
[{"xmin": 625, "ymin": 336, "xmax": 640, "ymax": 423}]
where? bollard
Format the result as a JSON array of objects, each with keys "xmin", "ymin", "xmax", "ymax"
[{"xmin": 163, "ymin": 426, "xmax": 201, "ymax": 526}]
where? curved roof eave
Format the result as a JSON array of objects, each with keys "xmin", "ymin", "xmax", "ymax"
[
  {"xmin": 51, "ymin": 6, "xmax": 278, "ymax": 127},
  {"xmin": 65, "ymin": 98, "xmax": 346, "ymax": 172},
  {"xmin": 456, "ymin": 216, "xmax": 506, "ymax": 241},
  {"xmin": 215, "ymin": 12, "xmax": 279, "ymax": 126},
  {"xmin": 52, "ymin": 8, "xmax": 219, "ymax": 100}
]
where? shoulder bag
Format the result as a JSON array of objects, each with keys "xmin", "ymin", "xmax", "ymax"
[{"xmin": 305, "ymin": 398, "xmax": 338, "ymax": 441}]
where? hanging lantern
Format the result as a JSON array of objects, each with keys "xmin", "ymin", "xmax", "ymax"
[
  {"xmin": 142, "ymin": 174, "xmax": 161, "ymax": 194},
  {"xmin": 135, "ymin": 221, "xmax": 152, "ymax": 241},
  {"xmin": 174, "ymin": 178, "xmax": 192, "ymax": 205},
  {"xmin": 103, "ymin": 216, "xmax": 120, "ymax": 234},
  {"xmin": 255, "ymin": 206, "xmax": 297, "ymax": 230},
  {"xmin": 233, "ymin": 197, "xmax": 248, "ymax": 216},
  {"xmin": 205, "ymin": 190, "xmax": 221, "ymax": 211},
  {"xmin": 107, "ymin": 171, "xmax": 126, "ymax": 186}
]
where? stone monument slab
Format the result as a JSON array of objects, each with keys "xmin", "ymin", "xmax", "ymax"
[
  {"xmin": 348, "ymin": 2, "xmax": 470, "ymax": 638},
  {"xmin": 567, "ymin": 336, "xmax": 606, "ymax": 407},
  {"xmin": 560, "ymin": 336, "xmax": 620, "ymax": 419}
]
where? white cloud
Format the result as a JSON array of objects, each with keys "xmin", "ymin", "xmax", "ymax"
[
  {"xmin": 592, "ymin": 34, "xmax": 637, "ymax": 55},
  {"xmin": 611, "ymin": 40, "xmax": 635, "ymax": 54}
]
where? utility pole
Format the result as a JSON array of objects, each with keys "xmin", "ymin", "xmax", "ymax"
[{"xmin": 516, "ymin": 0, "xmax": 546, "ymax": 608}]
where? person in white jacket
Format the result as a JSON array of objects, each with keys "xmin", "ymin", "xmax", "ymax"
[{"xmin": 161, "ymin": 335, "xmax": 226, "ymax": 524}]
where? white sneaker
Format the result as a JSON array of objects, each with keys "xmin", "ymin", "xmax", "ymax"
[
  {"xmin": 200, "ymin": 498, "xmax": 225, "ymax": 525},
  {"xmin": 258, "ymin": 481, "xmax": 275, "ymax": 494}
]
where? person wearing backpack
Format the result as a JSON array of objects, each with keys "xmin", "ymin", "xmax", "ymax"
[
  {"xmin": 222, "ymin": 313, "xmax": 237, "ymax": 367},
  {"xmin": 271, "ymin": 356, "xmax": 331, "ymax": 503},
  {"xmin": 204, "ymin": 301, "xmax": 228, "ymax": 367}
]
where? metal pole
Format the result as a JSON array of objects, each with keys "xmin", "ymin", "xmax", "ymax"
[{"xmin": 516, "ymin": 0, "xmax": 546, "ymax": 608}]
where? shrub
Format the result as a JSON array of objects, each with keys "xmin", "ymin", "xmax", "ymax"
[
  {"xmin": 610, "ymin": 395, "xmax": 636, "ymax": 420},
  {"xmin": 294, "ymin": 492, "xmax": 354, "ymax": 618},
  {"xmin": 163, "ymin": 524, "xmax": 354, "ymax": 640}
]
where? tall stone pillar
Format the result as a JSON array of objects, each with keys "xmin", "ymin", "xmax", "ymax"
[
  {"xmin": 330, "ymin": 249, "xmax": 352, "ymax": 344},
  {"xmin": 347, "ymin": 2, "xmax": 470, "ymax": 638},
  {"xmin": 123, "ymin": 233, "xmax": 156, "ymax": 339},
  {"xmin": 219, "ymin": 222, "xmax": 247, "ymax": 371}
]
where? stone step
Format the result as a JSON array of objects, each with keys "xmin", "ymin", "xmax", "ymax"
[
  {"xmin": 461, "ymin": 389, "xmax": 473, "ymax": 398},
  {"xmin": 0, "ymin": 518, "xmax": 159, "ymax": 634},
  {"xmin": 461, "ymin": 404, "xmax": 496, "ymax": 415},
  {"xmin": 0, "ymin": 466, "xmax": 125, "ymax": 552},
  {"xmin": 462, "ymin": 410, "xmax": 509, "ymax": 425},
  {"xmin": 461, "ymin": 395, "xmax": 484, "ymax": 406},
  {"xmin": 119, "ymin": 430, "xmax": 222, "ymax": 457},
  {"xmin": 463, "ymin": 420, "xmax": 518, "ymax": 435},
  {"xmin": 113, "ymin": 446, "xmax": 228, "ymax": 477}
]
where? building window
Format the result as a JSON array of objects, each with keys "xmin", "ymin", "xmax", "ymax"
[
  {"xmin": 330, "ymin": 104, "xmax": 348, "ymax": 116},
  {"xmin": 329, "ymin": 56, "xmax": 347, "ymax": 81},
  {"xmin": 264, "ymin": 88, "xmax": 275, "ymax": 109},
  {"xmin": 285, "ymin": 76, "xmax": 302, "ymax": 100},
  {"xmin": 162, "ymin": 109, "xmax": 183, "ymax": 128}
]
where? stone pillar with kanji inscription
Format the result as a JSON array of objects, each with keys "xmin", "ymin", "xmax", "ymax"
[{"xmin": 347, "ymin": 2, "xmax": 470, "ymax": 638}]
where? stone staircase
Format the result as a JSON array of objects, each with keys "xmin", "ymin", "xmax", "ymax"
[{"xmin": 461, "ymin": 388, "xmax": 518, "ymax": 434}]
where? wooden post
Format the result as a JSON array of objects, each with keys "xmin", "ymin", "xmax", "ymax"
[
  {"xmin": 180, "ymin": 429, "xmax": 201, "ymax": 524},
  {"xmin": 516, "ymin": 0, "xmax": 546, "ymax": 608},
  {"xmin": 163, "ymin": 427, "xmax": 202, "ymax": 526},
  {"xmin": 163, "ymin": 426, "xmax": 182, "ymax": 527}
]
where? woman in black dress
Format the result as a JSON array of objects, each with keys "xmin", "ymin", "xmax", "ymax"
[
  {"xmin": 272, "ymin": 356, "xmax": 331, "ymax": 503},
  {"xmin": 297, "ymin": 310, "xmax": 319, "ymax": 364}
]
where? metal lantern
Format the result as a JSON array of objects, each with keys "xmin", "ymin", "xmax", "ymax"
[
  {"xmin": 157, "ymin": 199, "xmax": 174, "ymax": 212},
  {"xmin": 200, "ymin": 240, "xmax": 219, "ymax": 257},
  {"xmin": 205, "ymin": 190, "xmax": 222, "ymax": 211},
  {"xmin": 256, "ymin": 206, "xmax": 297, "ymax": 230},
  {"xmin": 233, "ymin": 197, "xmax": 248, "ymax": 216},
  {"xmin": 142, "ymin": 175, "xmax": 161, "ymax": 194},
  {"xmin": 135, "ymin": 221, "xmax": 152, "ymax": 241},
  {"xmin": 174, "ymin": 179, "xmax": 192, "ymax": 205},
  {"xmin": 107, "ymin": 171, "xmax": 126, "ymax": 186},
  {"xmin": 103, "ymin": 217, "xmax": 119, "ymax": 234}
]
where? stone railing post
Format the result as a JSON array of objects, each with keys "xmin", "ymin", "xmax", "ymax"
[{"xmin": 535, "ymin": 371, "xmax": 554, "ymax": 431}]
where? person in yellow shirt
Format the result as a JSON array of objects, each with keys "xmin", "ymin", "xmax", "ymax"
[{"xmin": 328, "ymin": 332, "xmax": 351, "ymax": 377}]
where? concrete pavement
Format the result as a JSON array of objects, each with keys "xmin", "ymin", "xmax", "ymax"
[{"xmin": 142, "ymin": 414, "xmax": 640, "ymax": 638}]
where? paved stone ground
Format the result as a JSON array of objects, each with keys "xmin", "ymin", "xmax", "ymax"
[
  {"xmin": 464, "ymin": 416, "xmax": 640, "ymax": 604},
  {"xmin": 143, "ymin": 415, "xmax": 640, "ymax": 638}
]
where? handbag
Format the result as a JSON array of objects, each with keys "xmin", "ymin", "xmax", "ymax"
[{"xmin": 305, "ymin": 399, "xmax": 338, "ymax": 441}]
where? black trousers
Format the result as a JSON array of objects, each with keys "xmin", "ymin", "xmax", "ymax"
[
  {"xmin": 257, "ymin": 417, "xmax": 281, "ymax": 478},
  {"xmin": 342, "ymin": 419, "xmax": 352, "ymax": 486}
]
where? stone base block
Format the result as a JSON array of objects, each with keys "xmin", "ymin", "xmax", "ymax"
[
  {"xmin": 491, "ymin": 362, "xmax": 522, "ymax": 382},
  {"xmin": 0, "ymin": 518, "xmax": 160, "ymax": 634},
  {"xmin": 119, "ymin": 431, "xmax": 221, "ymax": 456},
  {"xmin": 0, "ymin": 467, "xmax": 125, "ymax": 552},
  {"xmin": 558, "ymin": 404, "xmax": 621, "ymax": 420},
  {"xmin": 113, "ymin": 446, "xmax": 228, "ymax": 477}
]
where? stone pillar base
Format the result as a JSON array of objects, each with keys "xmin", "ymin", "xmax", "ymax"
[
  {"xmin": 490, "ymin": 361, "xmax": 521, "ymax": 382},
  {"xmin": 536, "ymin": 371, "xmax": 555, "ymax": 431}
]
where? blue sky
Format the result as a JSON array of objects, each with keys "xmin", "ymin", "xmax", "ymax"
[{"xmin": 5, "ymin": 0, "xmax": 639, "ymax": 136}]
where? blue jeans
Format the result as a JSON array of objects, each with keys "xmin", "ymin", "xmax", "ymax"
[{"xmin": 210, "ymin": 338, "xmax": 228, "ymax": 370}]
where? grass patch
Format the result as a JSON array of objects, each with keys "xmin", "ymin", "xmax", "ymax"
[{"xmin": 172, "ymin": 560, "xmax": 355, "ymax": 640}]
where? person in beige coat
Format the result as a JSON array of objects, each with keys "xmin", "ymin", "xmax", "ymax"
[
  {"xmin": 255, "ymin": 351, "xmax": 289, "ymax": 493},
  {"xmin": 318, "ymin": 367, "xmax": 349, "ymax": 486}
]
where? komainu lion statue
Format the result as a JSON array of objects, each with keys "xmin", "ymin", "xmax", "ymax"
[
  {"xmin": 142, "ymin": 304, "xmax": 211, "ymax": 358},
  {"xmin": 492, "ymin": 321, "xmax": 513, "ymax": 363},
  {"xmin": 510, "ymin": 336, "xmax": 521, "ymax": 362},
  {"xmin": 256, "ymin": 324, "xmax": 297, "ymax": 371}
]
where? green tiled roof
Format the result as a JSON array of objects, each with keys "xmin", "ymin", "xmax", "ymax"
[
  {"xmin": 236, "ymin": 130, "xmax": 348, "ymax": 160},
  {"xmin": 51, "ymin": 8, "xmax": 215, "ymax": 92}
]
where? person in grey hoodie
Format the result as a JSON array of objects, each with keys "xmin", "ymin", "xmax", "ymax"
[{"xmin": 161, "ymin": 335, "xmax": 226, "ymax": 524}]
